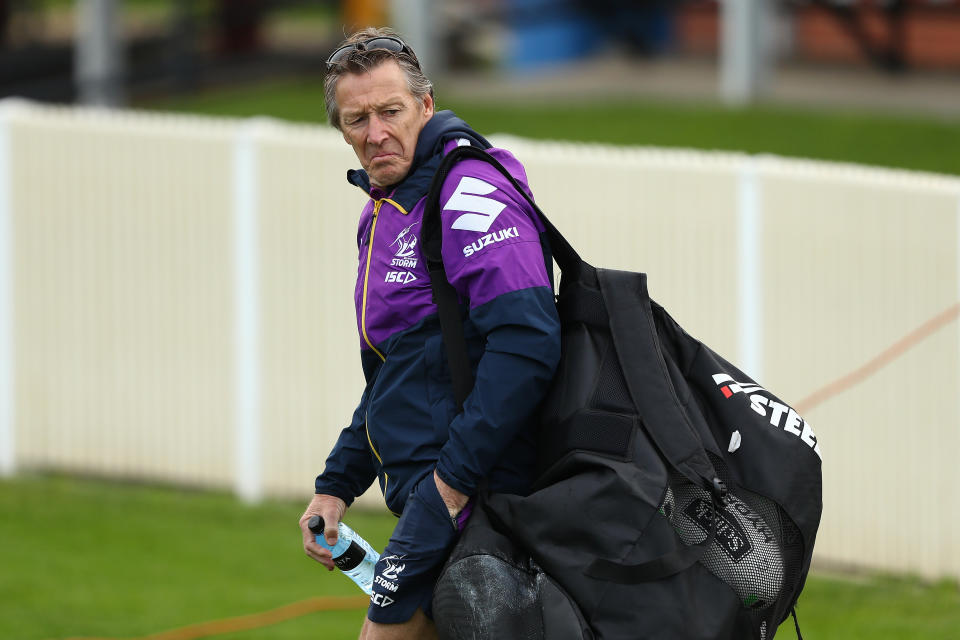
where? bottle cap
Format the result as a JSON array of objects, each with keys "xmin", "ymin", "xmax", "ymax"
[{"xmin": 307, "ymin": 515, "xmax": 325, "ymax": 535}]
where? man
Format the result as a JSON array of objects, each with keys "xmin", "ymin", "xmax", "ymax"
[{"xmin": 299, "ymin": 27, "xmax": 560, "ymax": 640}]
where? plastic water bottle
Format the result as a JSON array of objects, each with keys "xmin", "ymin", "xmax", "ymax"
[{"xmin": 308, "ymin": 515, "xmax": 380, "ymax": 595}]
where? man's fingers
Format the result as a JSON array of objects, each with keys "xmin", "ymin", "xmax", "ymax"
[
  {"xmin": 324, "ymin": 522, "xmax": 339, "ymax": 547},
  {"xmin": 304, "ymin": 540, "xmax": 336, "ymax": 570},
  {"xmin": 300, "ymin": 508, "xmax": 340, "ymax": 547},
  {"xmin": 302, "ymin": 524, "xmax": 335, "ymax": 570},
  {"xmin": 301, "ymin": 524, "xmax": 315, "ymax": 549},
  {"xmin": 299, "ymin": 493, "xmax": 347, "ymax": 571}
]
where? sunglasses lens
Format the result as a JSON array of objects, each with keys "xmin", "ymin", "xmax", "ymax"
[
  {"xmin": 326, "ymin": 44, "xmax": 355, "ymax": 66},
  {"xmin": 326, "ymin": 37, "xmax": 413, "ymax": 67},
  {"xmin": 363, "ymin": 37, "xmax": 406, "ymax": 54}
]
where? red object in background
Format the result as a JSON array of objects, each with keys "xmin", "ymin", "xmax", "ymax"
[
  {"xmin": 675, "ymin": 1, "xmax": 720, "ymax": 56},
  {"xmin": 215, "ymin": 0, "xmax": 265, "ymax": 54},
  {"xmin": 675, "ymin": 0, "xmax": 960, "ymax": 70},
  {"xmin": 795, "ymin": 1, "xmax": 960, "ymax": 69}
]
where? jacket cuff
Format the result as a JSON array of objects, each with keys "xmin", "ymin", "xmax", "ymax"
[
  {"xmin": 435, "ymin": 457, "xmax": 474, "ymax": 497},
  {"xmin": 313, "ymin": 476, "xmax": 356, "ymax": 508}
]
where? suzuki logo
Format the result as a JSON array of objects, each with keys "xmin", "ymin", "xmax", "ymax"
[{"xmin": 444, "ymin": 176, "xmax": 507, "ymax": 233}]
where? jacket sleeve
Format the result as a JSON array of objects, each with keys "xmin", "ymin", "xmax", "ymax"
[
  {"xmin": 314, "ymin": 386, "xmax": 377, "ymax": 506},
  {"xmin": 432, "ymin": 152, "xmax": 561, "ymax": 495}
]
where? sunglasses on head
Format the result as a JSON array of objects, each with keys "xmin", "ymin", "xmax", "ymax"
[{"xmin": 326, "ymin": 36, "xmax": 419, "ymax": 69}]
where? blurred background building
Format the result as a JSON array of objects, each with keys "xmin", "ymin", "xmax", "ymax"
[{"xmin": 0, "ymin": 1, "xmax": 959, "ymax": 109}]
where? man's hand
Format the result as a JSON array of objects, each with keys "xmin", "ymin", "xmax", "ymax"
[
  {"xmin": 433, "ymin": 470, "xmax": 469, "ymax": 519},
  {"xmin": 299, "ymin": 493, "xmax": 346, "ymax": 571}
]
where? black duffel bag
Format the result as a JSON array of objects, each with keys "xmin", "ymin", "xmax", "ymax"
[{"xmin": 425, "ymin": 147, "xmax": 823, "ymax": 640}]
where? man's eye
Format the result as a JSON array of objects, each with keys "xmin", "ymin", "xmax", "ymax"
[{"xmin": 383, "ymin": 109, "xmax": 400, "ymax": 116}]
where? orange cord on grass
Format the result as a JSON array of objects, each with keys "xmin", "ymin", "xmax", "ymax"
[{"xmin": 60, "ymin": 595, "xmax": 369, "ymax": 640}]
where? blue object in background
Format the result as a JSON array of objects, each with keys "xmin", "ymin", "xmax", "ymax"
[{"xmin": 506, "ymin": 0, "xmax": 603, "ymax": 71}]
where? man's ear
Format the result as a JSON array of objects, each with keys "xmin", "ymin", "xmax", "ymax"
[{"xmin": 421, "ymin": 92, "xmax": 435, "ymax": 120}]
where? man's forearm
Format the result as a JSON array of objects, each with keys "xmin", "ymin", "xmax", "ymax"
[{"xmin": 436, "ymin": 287, "xmax": 561, "ymax": 496}]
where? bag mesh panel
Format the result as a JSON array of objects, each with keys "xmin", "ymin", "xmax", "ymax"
[
  {"xmin": 590, "ymin": 340, "xmax": 634, "ymax": 413},
  {"xmin": 660, "ymin": 453, "xmax": 804, "ymax": 622},
  {"xmin": 559, "ymin": 285, "xmax": 608, "ymax": 329},
  {"xmin": 709, "ymin": 453, "xmax": 805, "ymax": 626}
]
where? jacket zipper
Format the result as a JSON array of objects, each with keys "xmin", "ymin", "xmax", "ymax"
[
  {"xmin": 360, "ymin": 197, "xmax": 409, "ymax": 517},
  {"xmin": 361, "ymin": 200, "xmax": 386, "ymax": 361}
]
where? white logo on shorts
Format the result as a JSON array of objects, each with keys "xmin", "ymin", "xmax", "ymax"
[
  {"xmin": 381, "ymin": 554, "xmax": 406, "ymax": 580},
  {"xmin": 371, "ymin": 593, "xmax": 395, "ymax": 607}
]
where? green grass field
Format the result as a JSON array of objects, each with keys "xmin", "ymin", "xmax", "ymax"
[
  {"xmin": 2, "ymin": 475, "xmax": 958, "ymax": 640},
  {"xmin": 142, "ymin": 76, "xmax": 960, "ymax": 177}
]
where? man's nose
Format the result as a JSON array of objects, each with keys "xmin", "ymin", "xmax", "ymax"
[{"xmin": 367, "ymin": 115, "xmax": 389, "ymax": 145}]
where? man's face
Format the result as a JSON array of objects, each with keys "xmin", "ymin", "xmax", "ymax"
[{"xmin": 336, "ymin": 60, "xmax": 434, "ymax": 189}]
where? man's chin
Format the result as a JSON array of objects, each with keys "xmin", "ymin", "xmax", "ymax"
[
  {"xmin": 368, "ymin": 153, "xmax": 414, "ymax": 182},
  {"xmin": 368, "ymin": 167, "xmax": 408, "ymax": 189}
]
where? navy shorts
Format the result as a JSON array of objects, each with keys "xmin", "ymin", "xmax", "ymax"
[{"xmin": 367, "ymin": 475, "xmax": 462, "ymax": 624}]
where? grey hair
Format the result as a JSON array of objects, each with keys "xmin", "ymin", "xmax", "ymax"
[{"xmin": 324, "ymin": 27, "xmax": 435, "ymax": 130}]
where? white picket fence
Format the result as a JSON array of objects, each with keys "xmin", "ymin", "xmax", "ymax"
[{"xmin": 1, "ymin": 99, "xmax": 958, "ymax": 581}]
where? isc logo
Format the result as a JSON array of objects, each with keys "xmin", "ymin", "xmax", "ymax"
[
  {"xmin": 371, "ymin": 593, "xmax": 395, "ymax": 607},
  {"xmin": 385, "ymin": 271, "xmax": 417, "ymax": 284}
]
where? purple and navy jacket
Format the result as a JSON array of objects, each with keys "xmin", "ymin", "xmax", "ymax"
[{"xmin": 315, "ymin": 112, "xmax": 561, "ymax": 515}]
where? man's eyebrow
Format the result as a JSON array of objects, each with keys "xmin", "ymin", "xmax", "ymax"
[
  {"xmin": 343, "ymin": 96, "xmax": 406, "ymax": 119},
  {"xmin": 369, "ymin": 96, "xmax": 405, "ymax": 112}
]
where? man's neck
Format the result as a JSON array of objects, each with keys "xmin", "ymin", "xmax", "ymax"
[{"xmin": 370, "ymin": 184, "xmax": 392, "ymax": 200}]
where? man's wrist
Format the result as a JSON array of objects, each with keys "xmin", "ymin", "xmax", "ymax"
[{"xmin": 433, "ymin": 470, "xmax": 469, "ymax": 518}]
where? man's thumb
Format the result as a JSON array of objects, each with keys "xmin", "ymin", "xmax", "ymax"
[
  {"xmin": 307, "ymin": 515, "xmax": 339, "ymax": 547},
  {"xmin": 325, "ymin": 522, "xmax": 339, "ymax": 547}
]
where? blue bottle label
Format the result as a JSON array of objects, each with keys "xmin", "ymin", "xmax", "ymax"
[{"xmin": 333, "ymin": 540, "xmax": 366, "ymax": 571}]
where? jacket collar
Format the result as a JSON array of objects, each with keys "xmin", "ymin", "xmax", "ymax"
[{"xmin": 346, "ymin": 110, "xmax": 491, "ymax": 212}]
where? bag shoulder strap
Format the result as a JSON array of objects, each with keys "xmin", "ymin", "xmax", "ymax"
[
  {"xmin": 596, "ymin": 268, "xmax": 719, "ymax": 488},
  {"xmin": 583, "ymin": 269, "xmax": 725, "ymax": 584}
]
